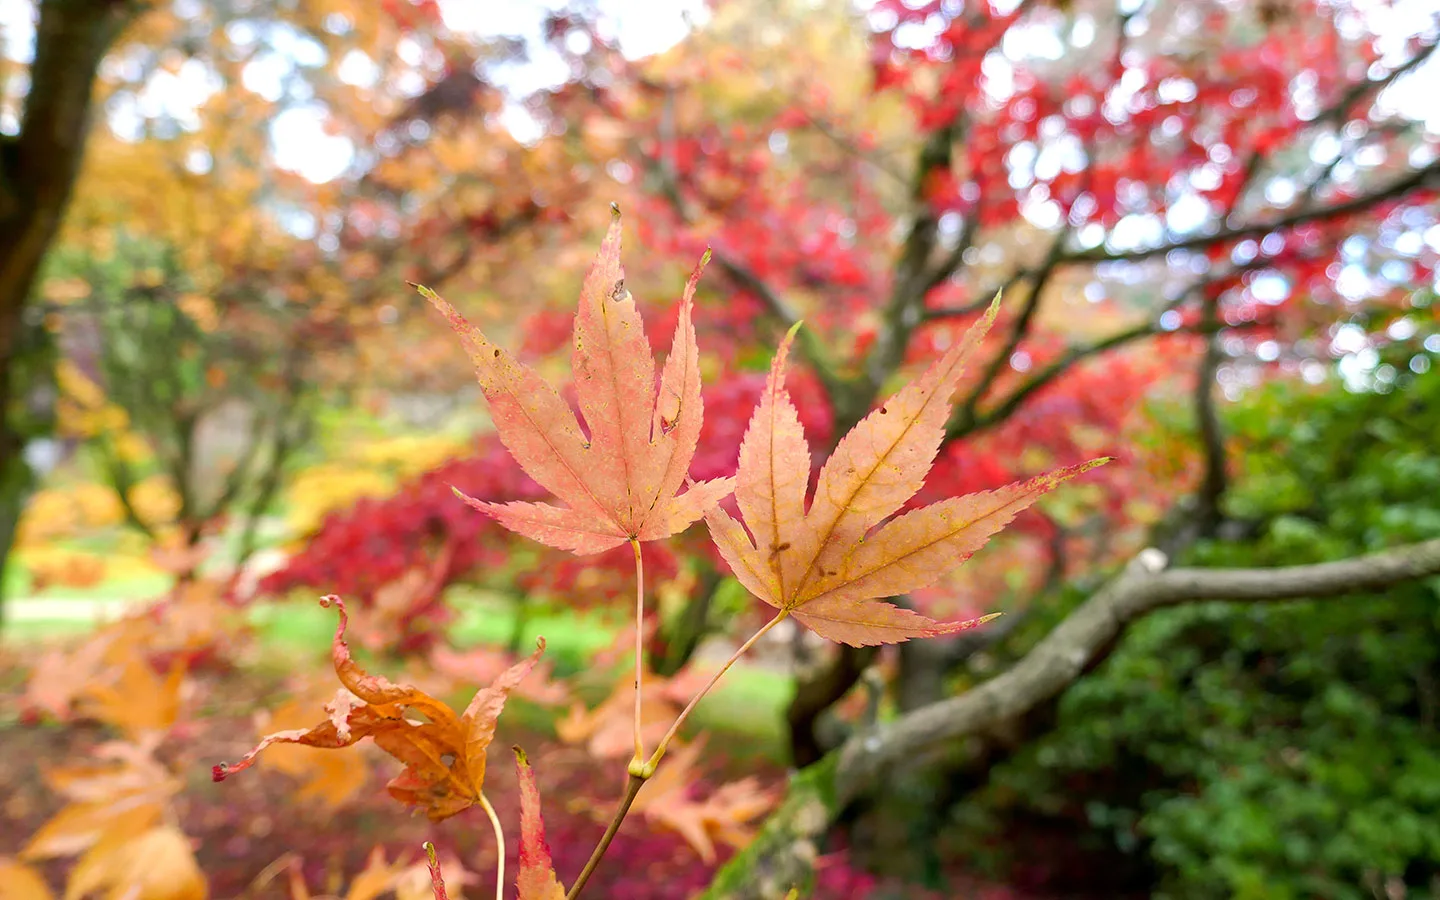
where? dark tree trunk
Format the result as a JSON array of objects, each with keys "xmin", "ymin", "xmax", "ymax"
[{"xmin": 0, "ymin": 0, "xmax": 139, "ymax": 624}]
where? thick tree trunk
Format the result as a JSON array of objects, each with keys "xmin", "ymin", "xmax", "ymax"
[{"xmin": 0, "ymin": 0, "xmax": 137, "ymax": 622}]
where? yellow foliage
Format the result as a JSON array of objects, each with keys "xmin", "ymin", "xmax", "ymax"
[
  {"xmin": 16, "ymin": 485, "xmax": 124, "ymax": 546},
  {"xmin": 128, "ymin": 476, "xmax": 182, "ymax": 527},
  {"xmin": 285, "ymin": 464, "xmax": 394, "ymax": 536},
  {"xmin": 175, "ymin": 293, "xmax": 219, "ymax": 332},
  {"xmin": 63, "ymin": 824, "xmax": 207, "ymax": 900},
  {"xmin": 348, "ymin": 434, "xmax": 468, "ymax": 479},
  {"xmin": 54, "ymin": 362, "xmax": 130, "ymax": 441},
  {"xmin": 22, "ymin": 736, "xmax": 205, "ymax": 900}
]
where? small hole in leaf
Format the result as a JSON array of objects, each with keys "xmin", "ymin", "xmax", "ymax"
[
  {"xmin": 493, "ymin": 349, "xmax": 500, "ymax": 357},
  {"xmin": 880, "ymin": 407, "xmax": 888, "ymax": 415}
]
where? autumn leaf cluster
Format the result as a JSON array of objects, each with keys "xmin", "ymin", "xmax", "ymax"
[{"xmin": 213, "ymin": 210, "xmax": 1103, "ymax": 898}]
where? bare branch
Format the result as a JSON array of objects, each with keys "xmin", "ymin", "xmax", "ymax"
[
  {"xmin": 638, "ymin": 131, "xmax": 855, "ymax": 415},
  {"xmin": 1310, "ymin": 39, "xmax": 1438, "ymax": 128},
  {"xmin": 1063, "ymin": 159, "xmax": 1440, "ymax": 266},
  {"xmin": 836, "ymin": 537, "xmax": 1440, "ymax": 799},
  {"xmin": 1192, "ymin": 303, "xmax": 1228, "ymax": 537}
]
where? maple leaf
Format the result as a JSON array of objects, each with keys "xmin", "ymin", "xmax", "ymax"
[
  {"xmin": 74, "ymin": 655, "xmax": 187, "ymax": 740},
  {"xmin": 213, "ymin": 596, "xmax": 543, "ymax": 821},
  {"xmin": 0, "ymin": 858, "xmax": 53, "ymax": 900},
  {"xmin": 418, "ymin": 208, "xmax": 734, "ymax": 555},
  {"xmin": 706, "ymin": 300, "xmax": 1110, "ymax": 646},
  {"xmin": 253, "ymin": 691, "xmax": 371, "ymax": 810},
  {"xmin": 62, "ymin": 824, "xmax": 207, "ymax": 900},
  {"xmin": 21, "ymin": 738, "xmax": 204, "ymax": 900},
  {"xmin": 22, "ymin": 738, "xmax": 180, "ymax": 862},
  {"xmin": 513, "ymin": 748, "xmax": 566, "ymax": 900}
]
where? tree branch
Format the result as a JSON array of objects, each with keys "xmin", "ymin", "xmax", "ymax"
[
  {"xmin": 1062, "ymin": 159, "xmax": 1440, "ymax": 266},
  {"xmin": 948, "ymin": 229, "xmax": 1069, "ymax": 433},
  {"xmin": 707, "ymin": 538, "xmax": 1440, "ymax": 898},
  {"xmin": 1310, "ymin": 39, "xmax": 1438, "ymax": 128},
  {"xmin": 1192, "ymin": 302, "xmax": 1228, "ymax": 538},
  {"xmin": 835, "ymin": 537, "xmax": 1440, "ymax": 800},
  {"xmin": 947, "ymin": 320, "xmax": 1155, "ymax": 440},
  {"xmin": 638, "ymin": 126, "xmax": 854, "ymax": 411},
  {"xmin": 859, "ymin": 122, "xmax": 961, "ymax": 407}
]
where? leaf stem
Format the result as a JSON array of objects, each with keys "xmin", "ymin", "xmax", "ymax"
[
  {"xmin": 565, "ymin": 773, "xmax": 646, "ymax": 900},
  {"xmin": 566, "ymin": 612, "xmax": 787, "ymax": 897},
  {"xmin": 478, "ymin": 793, "xmax": 505, "ymax": 900},
  {"xmin": 647, "ymin": 610, "xmax": 788, "ymax": 770},
  {"xmin": 630, "ymin": 537, "xmax": 646, "ymax": 766}
]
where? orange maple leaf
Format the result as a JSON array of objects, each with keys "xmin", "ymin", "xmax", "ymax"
[
  {"xmin": 418, "ymin": 208, "xmax": 734, "ymax": 554},
  {"xmin": 0, "ymin": 858, "xmax": 53, "ymax": 900},
  {"xmin": 22, "ymin": 737, "xmax": 205, "ymax": 900},
  {"xmin": 213, "ymin": 596, "xmax": 543, "ymax": 821},
  {"xmin": 253, "ymin": 689, "xmax": 371, "ymax": 810},
  {"xmin": 706, "ymin": 299, "xmax": 1110, "ymax": 646}
]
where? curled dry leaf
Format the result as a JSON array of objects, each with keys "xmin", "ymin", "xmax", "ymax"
[
  {"xmin": 707, "ymin": 299, "xmax": 1111, "ymax": 646},
  {"xmin": 252, "ymin": 689, "xmax": 371, "ymax": 810},
  {"xmin": 213, "ymin": 595, "xmax": 544, "ymax": 821},
  {"xmin": 418, "ymin": 208, "xmax": 734, "ymax": 555},
  {"xmin": 513, "ymin": 748, "xmax": 566, "ymax": 900}
]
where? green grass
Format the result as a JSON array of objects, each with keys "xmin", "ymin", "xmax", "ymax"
[
  {"xmin": 688, "ymin": 664, "xmax": 794, "ymax": 759},
  {"xmin": 240, "ymin": 592, "xmax": 794, "ymax": 746},
  {"xmin": 23, "ymin": 571, "xmax": 174, "ymax": 602},
  {"xmin": 0, "ymin": 617, "xmax": 98, "ymax": 641},
  {"xmin": 249, "ymin": 589, "xmax": 626, "ymax": 671},
  {"xmin": 11, "ymin": 585, "xmax": 796, "ymax": 747}
]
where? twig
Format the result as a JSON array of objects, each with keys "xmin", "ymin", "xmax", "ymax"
[{"xmin": 565, "ymin": 774, "xmax": 647, "ymax": 900}]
